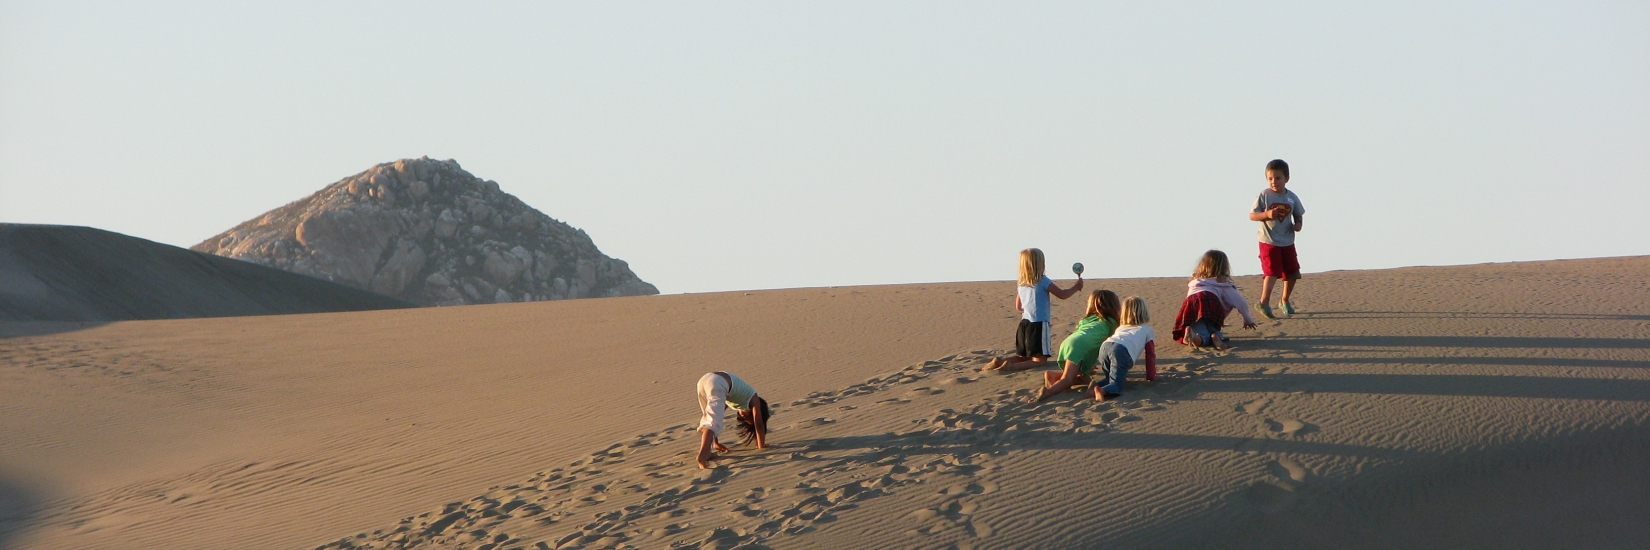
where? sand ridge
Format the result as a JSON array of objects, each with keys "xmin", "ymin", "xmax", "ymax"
[
  {"xmin": 2, "ymin": 256, "xmax": 1649, "ymax": 549},
  {"xmin": 0, "ymin": 224, "xmax": 410, "ymax": 322}
]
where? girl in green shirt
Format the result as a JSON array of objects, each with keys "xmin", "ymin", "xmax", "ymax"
[{"xmin": 1031, "ymin": 290, "xmax": 1121, "ymax": 403}]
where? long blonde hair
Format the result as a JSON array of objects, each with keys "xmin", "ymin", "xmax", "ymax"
[
  {"xmin": 1017, "ymin": 248, "xmax": 1046, "ymax": 287},
  {"xmin": 1192, "ymin": 250, "xmax": 1232, "ymax": 282},
  {"xmin": 1120, "ymin": 296, "xmax": 1150, "ymax": 326},
  {"xmin": 1085, "ymin": 290, "xmax": 1121, "ymax": 322}
]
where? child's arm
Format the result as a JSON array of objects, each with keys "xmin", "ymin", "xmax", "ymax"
[
  {"xmin": 1143, "ymin": 340, "xmax": 1157, "ymax": 381},
  {"xmin": 1015, "ymin": 294, "xmax": 1023, "ymax": 311},
  {"xmin": 1048, "ymin": 278, "xmax": 1084, "ymax": 300},
  {"xmin": 1223, "ymin": 287, "xmax": 1258, "ymax": 327},
  {"xmin": 1292, "ymin": 214, "xmax": 1303, "ymax": 233}
]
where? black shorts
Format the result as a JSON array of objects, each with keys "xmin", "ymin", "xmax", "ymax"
[{"xmin": 1015, "ymin": 319, "xmax": 1052, "ymax": 358}]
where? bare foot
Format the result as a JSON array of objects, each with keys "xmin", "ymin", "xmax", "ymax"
[
  {"xmin": 1029, "ymin": 386, "xmax": 1055, "ymax": 403},
  {"xmin": 714, "ymin": 442, "xmax": 729, "ymax": 454},
  {"xmin": 983, "ymin": 358, "xmax": 1004, "ymax": 371},
  {"xmin": 696, "ymin": 450, "xmax": 715, "ymax": 469},
  {"xmin": 1090, "ymin": 386, "xmax": 1118, "ymax": 401}
]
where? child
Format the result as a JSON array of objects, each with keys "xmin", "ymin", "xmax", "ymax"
[
  {"xmin": 1031, "ymin": 290, "xmax": 1122, "ymax": 403},
  {"xmin": 985, "ymin": 248, "xmax": 1083, "ymax": 372},
  {"xmin": 1091, "ymin": 296, "xmax": 1156, "ymax": 400},
  {"xmin": 1248, "ymin": 158, "xmax": 1305, "ymax": 318},
  {"xmin": 695, "ymin": 371, "xmax": 771, "ymax": 469},
  {"xmin": 1172, "ymin": 250, "xmax": 1260, "ymax": 350}
]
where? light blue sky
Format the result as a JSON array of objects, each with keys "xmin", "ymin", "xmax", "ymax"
[{"xmin": 2, "ymin": 2, "xmax": 1646, "ymax": 294}]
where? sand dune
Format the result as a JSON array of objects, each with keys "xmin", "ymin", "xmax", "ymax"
[
  {"xmin": 2, "ymin": 256, "xmax": 1648, "ymax": 549},
  {"xmin": 0, "ymin": 224, "xmax": 411, "ymax": 322}
]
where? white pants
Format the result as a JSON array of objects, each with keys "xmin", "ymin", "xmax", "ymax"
[{"xmin": 696, "ymin": 373, "xmax": 730, "ymax": 435}]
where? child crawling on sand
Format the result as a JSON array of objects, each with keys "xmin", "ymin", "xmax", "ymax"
[
  {"xmin": 1030, "ymin": 290, "xmax": 1121, "ymax": 403},
  {"xmin": 694, "ymin": 371, "xmax": 771, "ymax": 469},
  {"xmin": 1172, "ymin": 250, "xmax": 1259, "ymax": 350},
  {"xmin": 1092, "ymin": 296, "xmax": 1156, "ymax": 400},
  {"xmin": 985, "ymin": 248, "xmax": 1083, "ymax": 372}
]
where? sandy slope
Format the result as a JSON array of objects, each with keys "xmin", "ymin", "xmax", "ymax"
[
  {"xmin": 0, "ymin": 224, "xmax": 411, "ymax": 322},
  {"xmin": 2, "ymin": 256, "xmax": 1648, "ymax": 549}
]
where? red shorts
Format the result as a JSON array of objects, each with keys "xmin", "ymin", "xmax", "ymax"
[{"xmin": 1259, "ymin": 243, "xmax": 1301, "ymax": 280}]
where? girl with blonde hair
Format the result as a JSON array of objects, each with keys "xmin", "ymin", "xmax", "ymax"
[
  {"xmin": 1030, "ymin": 289, "xmax": 1121, "ymax": 402},
  {"xmin": 986, "ymin": 248, "xmax": 1083, "ymax": 371},
  {"xmin": 1092, "ymin": 296, "xmax": 1157, "ymax": 400},
  {"xmin": 1172, "ymin": 250, "xmax": 1258, "ymax": 351}
]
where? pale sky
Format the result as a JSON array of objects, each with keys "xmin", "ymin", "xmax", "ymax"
[{"xmin": 2, "ymin": 2, "xmax": 1646, "ymax": 294}]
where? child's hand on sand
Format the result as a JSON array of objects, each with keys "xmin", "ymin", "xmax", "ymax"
[{"xmin": 1244, "ymin": 322, "xmax": 1258, "ymax": 330}]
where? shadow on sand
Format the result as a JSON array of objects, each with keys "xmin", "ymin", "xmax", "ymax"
[
  {"xmin": 1298, "ymin": 310, "xmax": 1650, "ymax": 322},
  {"xmin": 0, "ymin": 475, "xmax": 42, "ymax": 550},
  {"xmin": 1188, "ymin": 372, "xmax": 1650, "ymax": 401},
  {"xmin": 1237, "ymin": 334, "xmax": 1650, "ymax": 352},
  {"xmin": 0, "ymin": 321, "xmax": 110, "ymax": 340}
]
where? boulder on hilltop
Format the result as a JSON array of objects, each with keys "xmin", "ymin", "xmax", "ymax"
[{"xmin": 192, "ymin": 158, "xmax": 658, "ymax": 306}]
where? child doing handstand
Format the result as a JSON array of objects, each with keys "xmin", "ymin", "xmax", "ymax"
[
  {"xmin": 1092, "ymin": 296, "xmax": 1157, "ymax": 400},
  {"xmin": 985, "ymin": 248, "xmax": 1083, "ymax": 371},
  {"xmin": 1031, "ymin": 289, "xmax": 1121, "ymax": 403},
  {"xmin": 694, "ymin": 371, "xmax": 771, "ymax": 469}
]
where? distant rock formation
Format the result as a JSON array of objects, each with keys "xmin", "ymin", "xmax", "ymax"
[
  {"xmin": 0, "ymin": 224, "xmax": 411, "ymax": 322},
  {"xmin": 192, "ymin": 158, "xmax": 658, "ymax": 306}
]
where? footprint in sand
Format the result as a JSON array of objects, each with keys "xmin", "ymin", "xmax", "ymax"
[
  {"xmin": 1264, "ymin": 418, "xmax": 1314, "ymax": 438},
  {"xmin": 936, "ymin": 480, "xmax": 999, "ymax": 497},
  {"xmin": 1268, "ymin": 457, "xmax": 1309, "ymax": 487},
  {"xmin": 908, "ymin": 499, "xmax": 992, "ymax": 539},
  {"xmin": 690, "ymin": 468, "xmax": 732, "ymax": 485},
  {"xmin": 1238, "ymin": 397, "xmax": 1273, "ymax": 415},
  {"xmin": 1257, "ymin": 366, "xmax": 1288, "ymax": 375},
  {"xmin": 1243, "ymin": 481, "xmax": 1297, "ymax": 512}
]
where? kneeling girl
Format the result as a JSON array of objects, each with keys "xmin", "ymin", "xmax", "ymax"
[
  {"xmin": 1093, "ymin": 296, "xmax": 1157, "ymax": 400},
  {"xmin": 1031, "ymin": 290, "xmax": 1121, "ymax": 402}
]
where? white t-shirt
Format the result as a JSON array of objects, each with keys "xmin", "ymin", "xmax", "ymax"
[
  {"xmin": 1017, "ymin": 275, "xmax": 1054, "ymax": 322},
  {"xmin": 1105, "ymin": 324, "xmax": 1155, "ymax": 361}
]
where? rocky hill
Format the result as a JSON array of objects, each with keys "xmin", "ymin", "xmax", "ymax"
[{"xmin": 192, "ymin": 158, "xmax": 658, "ymax": 306}]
